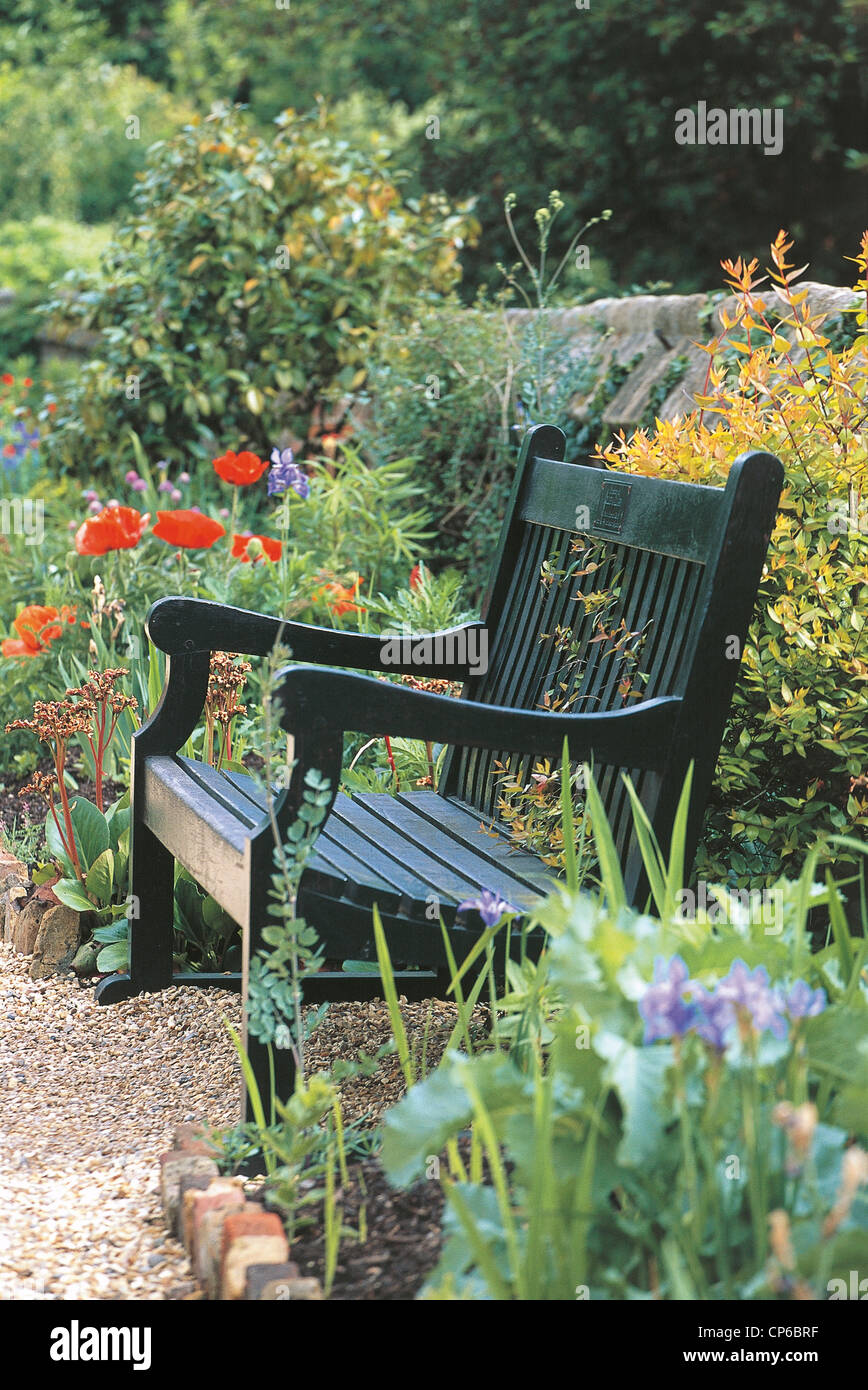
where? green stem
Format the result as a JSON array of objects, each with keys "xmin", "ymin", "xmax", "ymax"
[{"xmin": 741, "ymin": 1041, "xmax": 767, "ymax": 1267}]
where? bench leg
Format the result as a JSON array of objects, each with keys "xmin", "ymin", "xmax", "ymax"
[
  {"xmin": 95, "ymin": 824, "xmax": 176, "ymax": 1005},
  {"xmin": 128, "ymin": 823, "xmax": 176, "ymax": 993},
  {"xmin": 242, "ymin": 1034, "xmax": 297, "ymax": 1126},
  {"xmin": 241, "ymin": 857, "xmax": 296, "ymax": 1124}
]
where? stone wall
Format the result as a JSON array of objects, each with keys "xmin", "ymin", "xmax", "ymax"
[{"xmin": 503, "ymin": 281, "xmax": 857, "ymax": 434}]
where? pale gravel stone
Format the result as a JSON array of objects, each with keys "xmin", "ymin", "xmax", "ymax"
[{"xmin": 0, "ymin": 942, "xmax": 242, "ymax": 1300}]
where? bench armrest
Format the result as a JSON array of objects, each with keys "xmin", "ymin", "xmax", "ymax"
[
  {"xmin": 145, "ymin": 596, "xmax": 486, "ymax": 680},
  {"xmin": 276, "ymin": 663, "xmax": 682, "ymax": 770}
]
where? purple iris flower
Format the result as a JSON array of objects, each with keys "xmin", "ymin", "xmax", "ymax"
[
  {"xmin": 457, "ymin": 889, "xmax": 517, "ymax": 928},
  {"xmin": 2, "ymin": 420, "xmax": 39, "ymax": 468},
  {"xmin": 717, "ymin": 959, "xmax": 788, "ymax": 1040},
  {"xmin": 638, "ymin": 955, "xmax": 697, "ymax": 1043},
  {"xmin": 268, "ymin": 446, "xmax": 310, "ymax": 499},
  {"xmin": 785, "ymin": 980, "xmax": 826, "ymax": 1020},
  {"xmin": 688, "ymin": 983, "xmax": 734, "ymax": 1051},
  {"xmin": 15, "ymin": 420, "xmax": 38, "ymax": 449}
]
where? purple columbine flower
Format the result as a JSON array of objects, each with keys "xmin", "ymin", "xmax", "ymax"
[
  {"xmin": 639, "ymin": 955, "xmax": 697, "ymax": 1044},
  {"xmin": 717, "ymin": 959, "xmax": 788, "ymax": 1040},
  {"xmin": 457, "ymin": 889, "xmax": 517, "ymax": 928},
  {"xmin": 268, "ymin": 446, "xmax": 310, "ymax": 499},
  {"xmin": 785, "ymin": 980, "xmax": 826, "ymax": 1020}
]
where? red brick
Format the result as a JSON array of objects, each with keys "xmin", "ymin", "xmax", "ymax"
[
  {"xmin": 173, "ymin": 1123, "xmax": 214, "ymax": 1156},
  {"xmin": 184, "ymin": 1181, "xmax": 246, "ymax": 1257},
  {"xmin": 221, "ymin": 1209, "xmax": 285, "ymax": 1251},
  {"xmin": 158, "ymin": 1152, "xmax": 219, "ymax": 1225},
  {"xmin": 220, "ymin": 1211, "xmax": 289, "ymax": 1300},
  {"xmin": 197, "ymin": 1206, "xmax": 253, "ymax": 1297}
]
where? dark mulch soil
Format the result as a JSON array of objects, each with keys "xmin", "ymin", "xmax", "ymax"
[
  {"xmin": 289, "ymin": 1156, "xmax": 447, "ymax": 1300},
  {"xmin": 0, "ymin": 758, "xmax": 124, "ymax": 861},
  {"xmin": 263, "ymin": 999, "xmax": 491, "ymax": 1299}
]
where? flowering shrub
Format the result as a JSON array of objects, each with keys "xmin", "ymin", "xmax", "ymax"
[
  {"xmin": 593, "ymin": 232, "xmax": 868, "ymax": 884},
  {"xmin": 43, "ymin": 103, "xmax": 477, "ymax": 475}
]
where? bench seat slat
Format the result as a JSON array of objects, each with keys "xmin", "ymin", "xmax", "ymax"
[
  {"xmin": 330, "ymin": 793, "xmax": 484, "ymax": 906},
  {"xmin": 175, "ymin": 757, "xmax": 266, "ymax": 829},
  {"xmin": 397, "ymin": 791, "xmax": 555, "ymax": 894},
  {"xmin": 351, "ymin": 792, "xmax": 547, "ymax": 912}
]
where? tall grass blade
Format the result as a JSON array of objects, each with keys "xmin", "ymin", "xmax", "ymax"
[
  {"xmin": 583, "ymin": 763, "xmax": 626, "ymax": 910},
  {"xmin": 373, "ymin": 905, "xmax": 414, "ymax": 1088}
]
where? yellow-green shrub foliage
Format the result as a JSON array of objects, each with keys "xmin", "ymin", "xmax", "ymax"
[{"xmin": 595, "ymin": 232, "xmax": 868, "ymax": 884}]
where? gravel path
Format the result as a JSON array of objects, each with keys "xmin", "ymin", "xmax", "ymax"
[
  {"xmin": 0, "ymin": 939, "xmax": 487, "ymax": 1301},
  {"xmin": 0, "ymin": 943, "xmax": 243, "ymax": 1300}
]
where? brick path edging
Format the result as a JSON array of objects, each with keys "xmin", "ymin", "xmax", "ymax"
[{"xmin": 159, "ymin": 1124, "xmax": 323, "ymax": 1301}]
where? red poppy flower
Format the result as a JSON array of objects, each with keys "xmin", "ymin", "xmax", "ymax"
[
  {"xmin": 213, "ymin": 450, "xmax": 268, "ymax": 486},
  {"xmin": 2, "ymin": 444, "xmax": 15, "ymax": 458},
  {"xmin": 153, "ymin": 510, "xmax": 226, "ymax": 549},
  {"xmin": 75, "ymin": 506, "xmax": 150, "ymax": 556},
  {"xmin": 231, "ymin": 533, "xmax": 282, "ymax": 563},
  {"xmin": 46, "ymin": 402, "xmax": 56, "ymax": 413},
  {"xmin": 2, "ymin": 604, "xmax": 77, "ymax": 657},
  {"xmin": 23, "ymin": 377, "xmax": 32, "ymax": 387},
  {"xmin": 1, "ymin": 373, "xmax": 13, "ymax": 386},
  {"xmin": 315, "ymin": 576, "xmax": 365, "ymax": 617}
]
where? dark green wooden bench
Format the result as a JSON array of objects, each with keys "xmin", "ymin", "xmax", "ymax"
[{"xmin": 96, "ymin": 424, "xmax": 783, "ymax": 1107}]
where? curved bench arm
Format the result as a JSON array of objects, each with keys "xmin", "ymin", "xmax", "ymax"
[
  {"xmin": 276, "ymin": 660, "xmax": 681, "ymax": 793},
  {"xmin": 145, "ymin": 596, "xmax": 487, "ymax": 680}
]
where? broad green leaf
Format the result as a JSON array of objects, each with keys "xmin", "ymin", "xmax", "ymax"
[
  {"xmin": 594, "ymin": 1031, "xmax": 672, "ymax": 1167},
  {"xmin": 96, "ymin": 941, "xmax": 129, "ymax": 973},
  {"xmin": 93, "ymin": 921, "xmax": 128, "ymax": 944},
  {"xmin": 52, "ymin": 878, "xmax": 93, "ymax": 913},
  {"xmin": 69, "ymin": 798, "xmax": 110, "ymax": 872},
  {"xmin": 45, "ymin": 811, "xmax": 75, "ymax": 875},
  {"xmin": 85, "ymin": 849, "xmax": 114, "ymax": 902}
]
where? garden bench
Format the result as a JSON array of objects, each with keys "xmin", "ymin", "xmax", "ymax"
[{"xmin": 96, "ymin": 424, "xmax": 783, "ymax": 1108}]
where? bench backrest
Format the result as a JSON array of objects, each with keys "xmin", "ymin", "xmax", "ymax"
[{"xmin": 440, "ymin": 424, "xmax": 783, "ymax": 898}]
